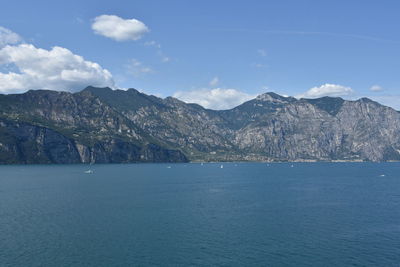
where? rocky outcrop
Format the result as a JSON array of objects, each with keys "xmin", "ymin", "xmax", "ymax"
[
  {"xmin": 0, "ymin": 119, "xmax": 81, "ymax": 164},
  {"xmin": 0, "ymin": 120, "xmax": 188, "ymax": 164},
  {"xmin": 0, "ymin": 87, "xmax": 399, "ymax": 163}
]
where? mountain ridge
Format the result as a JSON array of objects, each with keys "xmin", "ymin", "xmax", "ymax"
[{"xmin": 0, "ymin": 86, "xmax": 399, "ymax": 163}]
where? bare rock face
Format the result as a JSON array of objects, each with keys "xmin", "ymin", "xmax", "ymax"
[
  {"xmin": 0, "ymin": 86, "xmax": 399, "ymax": 164},
  {"xmin": 229, "ymin": 96, "xmax": 400, "ymax": 161},
  {"xmin": 0, "ymin": 119, "xmax": 81, "ymax": 164}
]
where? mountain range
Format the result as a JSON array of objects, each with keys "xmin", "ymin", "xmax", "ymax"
[{"xmin": 0, "ymin": 86, "xmax": 399, "ymax": 164}]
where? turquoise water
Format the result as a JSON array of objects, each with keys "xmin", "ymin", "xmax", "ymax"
[{"xmin": 1, "ymin": 163, "xmax": 400, "ymax": 266}]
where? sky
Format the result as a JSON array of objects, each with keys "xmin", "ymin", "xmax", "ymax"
[{"xmin": 0, "ymin": 0, "xmax": 399, "ymax": 110}]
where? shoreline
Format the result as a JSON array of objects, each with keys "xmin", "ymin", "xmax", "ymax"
[{"xmin": 1, "ymin": 160, "xmax": 400, "ymax": 166}]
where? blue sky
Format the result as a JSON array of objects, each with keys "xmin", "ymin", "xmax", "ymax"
[{"xmin": 0, "ymin": 0, "xmax": 399, "ymax": 109}]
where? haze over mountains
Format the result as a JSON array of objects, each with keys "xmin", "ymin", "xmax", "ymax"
[{"xmin": 0, "ymin": 86, "xmax": 399, "ymax": 164}]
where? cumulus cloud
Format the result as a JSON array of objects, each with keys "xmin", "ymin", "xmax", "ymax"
[
  {"xmin": 370, "ymin": 85, "xmax": 383, "ymax": 92},
  {"xmin": 92, "ymin": 15, "xmax": 149, "ymax": 41},
  {"xmin": 173, "ymin": 88, "xmax": 256, "ymax": 110},
  {"xmin": 0, "ymin": 26, "xmax": 22, "ymax": 47},
  {"xmin": 297, "ymin": 83, "xmax": 353, "ymax": 98},
  {"xmin": 0, "ymin": 44, "xmax": 114, "ymax": 93},
  {"xmin": 209, "ymin": 76, "xmax": 219, "ymax": 87}
]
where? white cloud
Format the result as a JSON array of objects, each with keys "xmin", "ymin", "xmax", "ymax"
[
  {"xmin": 92, "ymin": 15, "xmax": 149, "ymax": 41},
  {"xmin": 0, "ymin": 44, "xmax": 114, "ymax": 93},
  {"xmin": 297, "ymin": 83, "xmax": 354, "ymax": 98},
  {"xmin": 257, "ymin": 49, "xmax": 267, "ymax": 57},
  {"xmin": 173, "ymin": 88, "xmax": 256, "ymax": 110},
  {"xmin": 0, "ymin": 26, "xmax": 22, "ymax": 47},
  {"xmin": 370, "ymin": 85, "xmax": 383, "ymax": 92},
  {"xmin": 209, "ymin": 76, "xmax": 219, "ymax": 87},
  {"xmin": 127, "ymin": 58, "xmax": 153, "ymax": 77}
]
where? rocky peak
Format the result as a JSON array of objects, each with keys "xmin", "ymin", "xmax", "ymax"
[
  {"xmin": 356, "ymin": 97, "xmax": 380, "ymax": 105},
  {"xmin": 163, "ymin": 96, "xmax": 185, "ymax": 105},
  {"xmin": 82, "ymin": 86, "xmax": 113, "ymax": 93},
  {"xmin": 304, "ymin": 96, "xmax": 345, "ymax": 116},
  {"xmin": 255, "ymin": 92, "xmax": 296, "ymax": 103}
]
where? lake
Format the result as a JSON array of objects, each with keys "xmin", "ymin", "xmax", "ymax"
[{"xmin": 1, "ymin": 163, "xmax": 400, "ymax": 266}]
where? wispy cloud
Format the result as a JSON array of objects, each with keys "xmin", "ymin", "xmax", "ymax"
[
  {"xmin": 74, "ymin": 17, "xmax": 84, "ymax": 24},
  {"xmin": 209, "ymin": 76, "xmax": 219, "ymax": 87},
  {"xmin": 257, "ymin": 49, "xmax": 267, "ymax": 57},
  {"xmin": 144, "ymin": 40, "xmax": 161, "ymax": 48},
  {"xmin": 126, "ymin": 59, "xmax": 153, "ymax": 77},
  {"xmin": 251, "ymin": 63, "xmax": 265, "ymax": 68},
  {"xmin": 213, "ymin": 28, "xmax": 400, "ymax": 44},
  {"xmin": 144, "ymin": 40, "xmax": 171, "ymax": 63},
  {"xmin": 157, "ymin": 50, "xmax": 170, "ymax": 63}
]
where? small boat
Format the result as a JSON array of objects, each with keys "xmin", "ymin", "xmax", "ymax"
[
  {"xmin": 220, "ymin": 165, "xmax": 224, "ymax": 169},
  {"xmin": 167, "ymin": 166, "xmax": 171, "ymax": 169},
  {"xmin": 84, "ymin": 170, "xmax": 93, "ymax": 174},
  {"xmin": 379, "ymin": 174, "xmax": 385, "ymax": 177}
]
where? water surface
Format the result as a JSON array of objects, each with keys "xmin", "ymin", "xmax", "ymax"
[{"xmin": 1, "ymin": 163, "xmax": 400, "ymax": 266}]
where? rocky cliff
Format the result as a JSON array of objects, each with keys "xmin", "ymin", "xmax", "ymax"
[{"xmin": 0, "ymin": 86, "xmax": 399, "ymax": 163}]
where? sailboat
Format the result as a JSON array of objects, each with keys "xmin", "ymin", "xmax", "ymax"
[{"xmin": 85, "ymin": 156, "xmax": 94, "ymax": 174}]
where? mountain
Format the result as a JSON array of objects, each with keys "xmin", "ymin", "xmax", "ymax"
[{"xmin": 0, "ymin": 86, "xmax": 399, "ymax": 164}]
